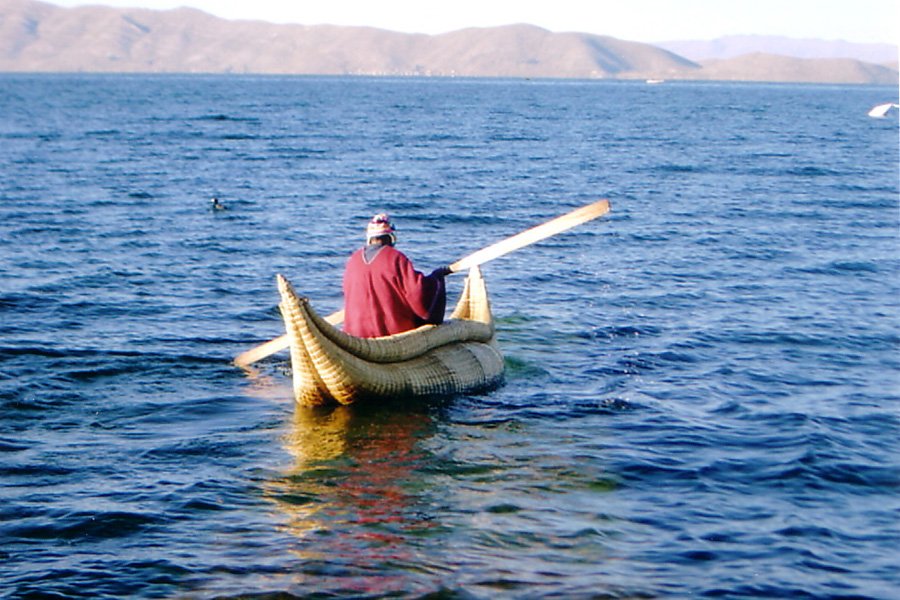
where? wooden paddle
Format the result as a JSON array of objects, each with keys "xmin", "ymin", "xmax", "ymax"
[{"xmin": 233, "ymin": 198, "xmax": 610, "ymax": 367}]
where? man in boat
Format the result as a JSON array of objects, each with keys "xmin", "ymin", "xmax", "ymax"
[{"xmin": 342, "ymin": 213, "xmax": 451, "ymax": 338}]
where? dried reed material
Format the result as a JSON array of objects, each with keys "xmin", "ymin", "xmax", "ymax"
[{"xmin": 278, "ymin": 266, "xmax": 504, "ymax": 406}]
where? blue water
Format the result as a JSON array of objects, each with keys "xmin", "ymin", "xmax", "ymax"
[{"xmin": 1, "ymin": 74, "xmax": 898, "ymax": 599}]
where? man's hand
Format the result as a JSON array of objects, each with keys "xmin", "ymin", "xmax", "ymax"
[{"xmin": 429, "ymin": 266, "xmax": 453, "ymax": 278}]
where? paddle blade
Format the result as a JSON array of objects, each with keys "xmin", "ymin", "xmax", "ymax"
[
  {"xmin": 234, "ymin": 334, "xmax": 288, "ymax": 367},
  {"xmin": 233, "ymin": 309, "xmax": 345, "ymax": 367},
  {"xmin": 449, "ymin": 199, "xmax": 610, "ymax": 273}
]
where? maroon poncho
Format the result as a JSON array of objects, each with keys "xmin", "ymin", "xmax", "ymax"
[{"xmin": 342, "ymin": 245, "xmax": 446, "ymax": 338}]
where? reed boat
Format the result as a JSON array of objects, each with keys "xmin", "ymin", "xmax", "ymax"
[{"xmin": 276, "ymin": 266, "xmax": 504, "ymax": 406}]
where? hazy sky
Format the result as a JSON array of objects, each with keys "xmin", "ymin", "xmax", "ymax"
[{"xmin": 45, "ymin": 0, "xmax": 898, "ymax": 45}]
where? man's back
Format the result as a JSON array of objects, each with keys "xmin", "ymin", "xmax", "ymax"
[{"xmin": 342, "ymin": 244, "xmax": 445, "ymax": 338}]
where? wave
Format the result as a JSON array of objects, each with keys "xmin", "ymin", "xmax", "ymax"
[{"xmin": 2, "ymin": 75, "xmax": 898, "ymax": 600}]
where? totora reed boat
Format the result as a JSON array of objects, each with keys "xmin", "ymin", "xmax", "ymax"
[{"xmin": 276, "ymin": 266, "xmax": 504, "ymax": 406}]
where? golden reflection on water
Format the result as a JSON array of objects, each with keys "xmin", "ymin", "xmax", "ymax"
[
  {"xmin": 238, "ymin": 362, "xmax": 294, "ymax": 403},
  {"xmin": 267, "ymin": 402, "xmax": 444, "ymax": 593}
]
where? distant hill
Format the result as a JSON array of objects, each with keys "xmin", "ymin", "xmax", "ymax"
[
  {"xmin": 0, "ymin": 0, "xmax": 896, "ymax": 84},
  {"xmin": 697, "ymin": 53, "xmax": 899, "ymax": 84},
  {"xmin": 0, "ymin": 0, "xmax": 698, "ymax": 77},
  {"xmin": 658, "ymin": 35, "xmax": 898, "ymax": 65}
]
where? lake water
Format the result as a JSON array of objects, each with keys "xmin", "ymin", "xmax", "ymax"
[{"xmin": 1, "ymin": 74, "xmax": 898, "ymax": 599}]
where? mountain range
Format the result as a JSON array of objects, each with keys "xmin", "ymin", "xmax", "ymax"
[
  {"xmin": 1, "ymin": 0, "xmax": 897, "ymax": 84},
  {"xmin": 658, "ymin": 35, "xmax": 898, "ymax": 64}
]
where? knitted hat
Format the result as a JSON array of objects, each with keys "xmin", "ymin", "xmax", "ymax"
[{"xmin": 366, "ymin": 213, "xmax": 397, "ymax": 243}]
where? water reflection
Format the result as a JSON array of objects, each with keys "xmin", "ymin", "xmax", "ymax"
[
  {"xmin": 268, "ymin": 402, "xmax": 446, "ymax": 594},
  {"xmin": 237, "ymin": 362, "xmax": 294, "ymax": 403}
]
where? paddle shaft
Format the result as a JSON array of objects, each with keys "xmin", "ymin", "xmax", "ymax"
[
  {"xmin": 233, "ymin": 199, "xmax": 610, "ymax": 367},
  {"xmin": 448, "ymin": 199, "xmax": 609, "ymax": 273}
]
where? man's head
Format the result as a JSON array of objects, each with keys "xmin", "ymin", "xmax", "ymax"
[{"xmin": 366, "ymin": 213, "xmax": 397, "ymax": 245}]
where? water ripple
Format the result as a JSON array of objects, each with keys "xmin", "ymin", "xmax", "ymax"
[{"xmin": 1, "ymin": 75, "xmax": 897, "ymax": 599}]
